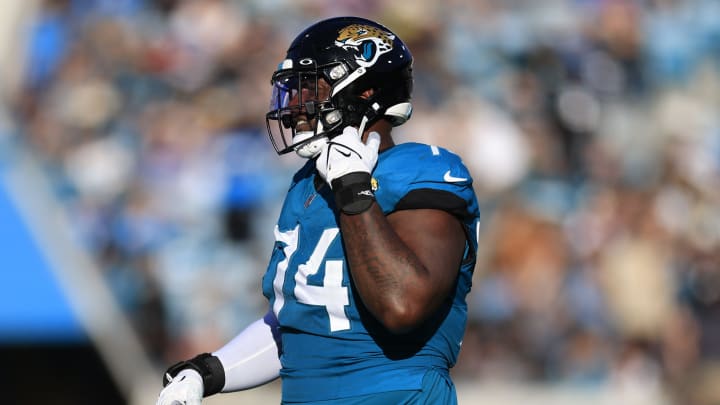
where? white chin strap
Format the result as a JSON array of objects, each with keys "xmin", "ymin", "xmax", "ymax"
[
  {"xmin": 293, "ymin": 107, "xmax": 386, "ymax": 159},
  {"xmin": 294, "ymin": 131, "xmax": 328, "ymax": 158}
]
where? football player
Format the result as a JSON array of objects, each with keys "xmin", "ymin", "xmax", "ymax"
[{"xmin": 157, "ymin": 16, "xmax": 480, "ymax": 405}]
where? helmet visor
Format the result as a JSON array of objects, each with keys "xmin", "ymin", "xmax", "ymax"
[{"xmin": 267, "ymin": 70, "xmax": 333, "ymax": 155}]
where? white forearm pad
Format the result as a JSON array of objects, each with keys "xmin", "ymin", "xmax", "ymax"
[{"xmin": 213, "ymin": 311, "xmax": 282, "ymax": 392}]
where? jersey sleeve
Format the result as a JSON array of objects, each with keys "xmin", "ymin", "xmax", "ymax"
[{"xmin": 373, "ymin": 143, "xmax": 477, "ymax": 220}]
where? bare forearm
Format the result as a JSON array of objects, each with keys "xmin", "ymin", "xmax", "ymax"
[{"xmin": 340, "ymin": 204, "xmax": 436, "ymax": 333}]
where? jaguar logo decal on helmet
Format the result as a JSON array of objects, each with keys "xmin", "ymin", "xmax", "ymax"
[{"xmin": 335, "ymin": 24, "xmax": 395, "ymax": 68}]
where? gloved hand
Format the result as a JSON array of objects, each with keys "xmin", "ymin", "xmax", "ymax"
[
  {"xmin": 316, "ymin": 126, "xmax": 381, "ymax": 183},
  {"xmin": 316, "ymin": 126, "xmax": 381, "ymax": 214},
  {"xmin": 157, "ymin": 369, "xmax": 204, "ymax": 405}
]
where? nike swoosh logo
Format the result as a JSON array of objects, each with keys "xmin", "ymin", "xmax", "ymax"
[
  {"xmin": 338, "ymin": 150, "xmax": 352, "ymax": 157},
  {"xmin": 443, "ymin": 170, "xmax": 467, "ymax": 183}
]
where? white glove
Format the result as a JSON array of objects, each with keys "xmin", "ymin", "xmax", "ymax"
[
  {"xmin": 316, "ymin": 126, "xmax": 381, "ymax": 187},
  {"xmin": 157, "ymin": 369, "xmax": 204, "ymax": 405}
]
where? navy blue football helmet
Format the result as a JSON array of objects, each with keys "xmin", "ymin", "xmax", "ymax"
[{"xmin": 266, "ymin": 16, "xmax": 413, "ymax": 157}]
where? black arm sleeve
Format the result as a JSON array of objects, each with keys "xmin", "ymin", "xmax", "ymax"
[{"xmin": 394, "ymin": 188, "xmax": 471, "ymax": 220}]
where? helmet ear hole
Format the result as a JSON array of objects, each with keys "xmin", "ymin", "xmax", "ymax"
[{"xmin": 322, "ymin": 110, "xmax": 343, "ymax": 126}]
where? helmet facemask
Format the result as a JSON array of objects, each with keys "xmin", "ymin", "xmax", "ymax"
[{"xmin": 266, "ymin": 62, "xmax": 348, "ymax": 158}]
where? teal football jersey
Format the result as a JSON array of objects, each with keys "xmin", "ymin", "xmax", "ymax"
[{"xmin": 261, "ymin": 142, "xmax": 480, "ymax": 402}]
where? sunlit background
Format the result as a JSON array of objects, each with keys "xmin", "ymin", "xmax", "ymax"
[{"xmin": 1, "ymin": 0, "xmax": 719, "ymax": 404}]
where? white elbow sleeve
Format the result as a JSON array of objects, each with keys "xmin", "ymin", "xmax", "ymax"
[{"xmin": 213, "ymin": 311, "xmax": 282, "ymax": 392}]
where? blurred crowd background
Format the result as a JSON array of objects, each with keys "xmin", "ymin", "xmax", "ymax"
[{"xmin": 4, "ymin": 0, "xmax": 720, "ymax": 404}]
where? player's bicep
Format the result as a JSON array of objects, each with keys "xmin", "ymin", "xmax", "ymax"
[{"xmin": 386, "ymin": 208, "xmax": 466, "ymax": 291}]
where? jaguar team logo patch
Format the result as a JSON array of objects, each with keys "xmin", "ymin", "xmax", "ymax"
[{"xmin": 335, "ymin": 24, "xmax": 395, "ymax": 68}]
